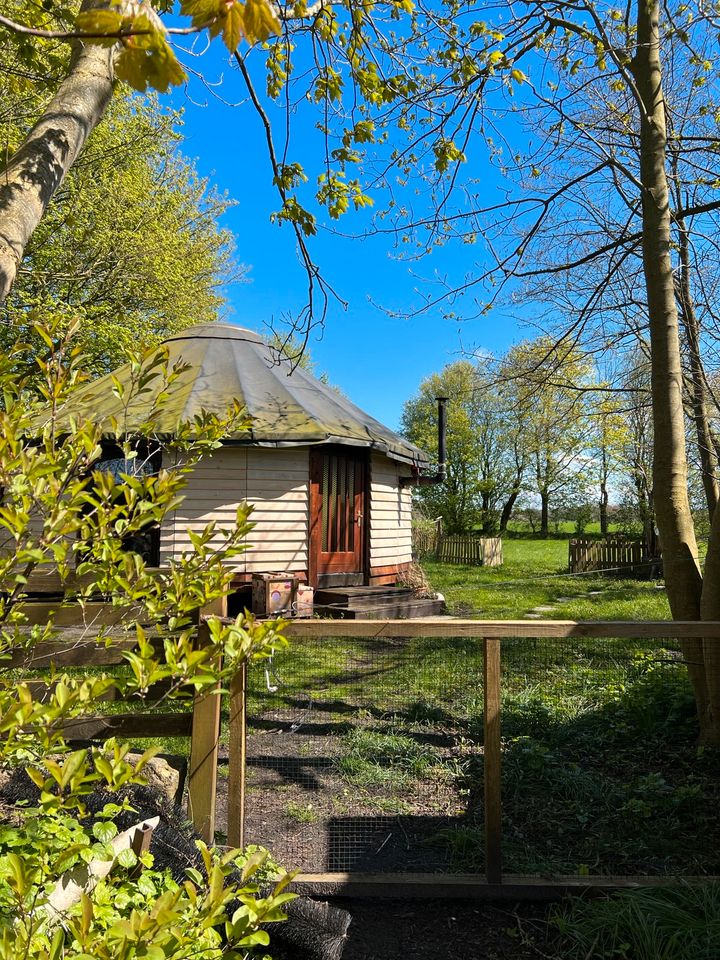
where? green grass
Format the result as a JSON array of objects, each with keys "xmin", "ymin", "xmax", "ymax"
[
  {"xmin": 422, "ymin": 538, "xmax": 671, "ymax": 620},
  {"xmin": 284, "ymin": 801, "xmax": 319, "ymax": 823},
  {"xmin": 504, "ymin": 519, "xmax": 624, "ymax": 536},
  {"xmin": 336, "ymin": 727, "xmax": 443, "ymax": 790},
  {"xmin": 552, "ymin": 883, "xmax": 720, "ymax": 960}
]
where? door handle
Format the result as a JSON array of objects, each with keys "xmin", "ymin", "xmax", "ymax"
[{"xmin": 356, "ymin": 513, "xmax": 363, "ymax": 526}]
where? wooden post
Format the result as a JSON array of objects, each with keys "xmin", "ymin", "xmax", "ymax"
[
  {"xmin": 187, "ymin": 596, "xmax": 227, "ymax": 844},
  {"xmin": 227, "ymin": 660, "xmax": 247, "ymax": 849},
  {"xmin": 483, "ymin": 636, "xmax": 502, "ymax": 885}
]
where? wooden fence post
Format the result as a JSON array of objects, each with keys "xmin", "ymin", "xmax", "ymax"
[
  {"xmin": 188, "ymin": 595, "xmax": 227, "ymax": 845},
  {"xmin": 227, "ymin": 661, "xmax": 247, "ymax": 849},
  {"xmin": 483, "ymin": 636, "xmax": 502, "ymax": 885}
]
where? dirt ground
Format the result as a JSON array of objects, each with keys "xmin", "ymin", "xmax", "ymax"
[
  {"xmin": 335, "ymin": 898, "xmax": 547, "ymax": 960},
  {"xmin": 216, "ymin": 705, "xmax": 472, "ymax": 874},
  {"xmin": 214, "ymin": 761, "xmax": 552, "ymax": 959}
]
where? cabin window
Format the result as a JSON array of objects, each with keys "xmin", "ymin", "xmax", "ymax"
[{"xmin": 91, "ymin": 442, "xmax": 162, "ymax": 567}]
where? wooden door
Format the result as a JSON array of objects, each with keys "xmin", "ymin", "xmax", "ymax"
[{"xmin": 309, "ymin": 449, "xmax": 366, "ymax": 586}]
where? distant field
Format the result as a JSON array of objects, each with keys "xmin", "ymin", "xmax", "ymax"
[
  {"xmin": 503, "ymin": 520, "xmax": 624, "ymax": 536},
  {"xmin": 421, "ymin": 537, "xmax": 671, "ymax": 621}
]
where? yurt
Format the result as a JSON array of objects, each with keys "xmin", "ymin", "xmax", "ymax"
[{"xmin": 58, "ymin": 324, "xmax": 434, "ymax": 606}]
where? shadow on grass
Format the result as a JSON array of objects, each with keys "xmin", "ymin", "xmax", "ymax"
[
  {"xmin": 444, "ymin": 664, "xmax": 720, "ymax": 876},
  {"xmin": 246, "ymin": 645, "xmax": 719, "ymax": 878}
]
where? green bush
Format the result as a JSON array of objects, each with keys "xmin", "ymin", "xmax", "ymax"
[{"xmin": 0, "ymin": 322, "xmax": 293, "ymax": 960}]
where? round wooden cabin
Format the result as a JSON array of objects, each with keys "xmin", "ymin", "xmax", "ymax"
[{"xmin": 65, "ymin": 323, "xmax": 430, "ymax": 592}]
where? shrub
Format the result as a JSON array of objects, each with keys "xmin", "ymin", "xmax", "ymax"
[{"xmin": 0, "ymin": 322, "xmax": 293, "ymax": 959}]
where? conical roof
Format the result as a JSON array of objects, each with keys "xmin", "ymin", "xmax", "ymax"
[{"xmin": 55, "ymin": 323, "xmax": 429, "ymax": 467}]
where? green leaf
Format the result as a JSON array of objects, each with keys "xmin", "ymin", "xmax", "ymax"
[
  {"xmin": 116, "ymin": 847, "xmax": 138, "ymax": 869},
  {"xmin": 93, "ymin": 820, "xmax": 118, "ymax": 843},
  {"xmin": 49, "ymin": 929, "xmax": 64, "ymax": 960},
  {"xmin": 75, "ymin": 8, "xmax": 123, "ymax": 46}
]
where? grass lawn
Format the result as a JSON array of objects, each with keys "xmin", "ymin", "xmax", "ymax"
[
  {"xmin": 504, "ymin": 519, "xmax": 622, "ymax": 536},
  {"xmin": 422, "ymin": 537, "xmax": 671, "ymax": 620}
]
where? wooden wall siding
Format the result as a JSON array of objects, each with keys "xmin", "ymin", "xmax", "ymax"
[
  {"xmin": 160, "ymin": 447, "xmax": 309, "ymax": 573},
  {"xmin": 369, "ymin": 454, "xmax": 413, "ymax": 569}
]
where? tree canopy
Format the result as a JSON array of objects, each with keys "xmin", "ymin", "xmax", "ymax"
[{"xmin": 1, "ymin": 91, "xmax": 238, "ymax": 371}]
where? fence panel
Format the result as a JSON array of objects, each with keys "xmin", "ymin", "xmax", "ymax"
[
  {"xmin": 243, "ymin": 633, "xmax": 481, "ymax": 873},
  {"xmin": 412, "ymin": 529, "xmax": 503, "ymax": 566},
  {"xmin": 431, "ymin": 535, "xmax": 503, "ymax": 566},
  {"xmin": 240, "ymin": 619, "xmax": 720, "ymax": 885},
  {"xmin": 568, "ymin": 536, "xmax": 656, "ymax": 576},
  {"xmin": 5, "ymin": 598, "xmax": 227, "ymax": 843},
  {"xmin": 411, "ymin": 528, "xmax": 439, "ymax": 559}
]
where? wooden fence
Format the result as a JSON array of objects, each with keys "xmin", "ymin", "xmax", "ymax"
[
  {"xmin": 227, "ymin": 616, "xmax": 720, "ymax": 897},
  {"xmin": 14, "ymin": 597, "xmax": 716, "ymax": 894},
  {"xmin": 412, "ymin": 529, "xmax": 503, "ymax": 566},
  {"xmin": 6, "ymin": 594, "xmax": 228, "ymax": 844},
  {"xmin": 568, "ymin": 535, "xmax": 657, "ymax": 576}
]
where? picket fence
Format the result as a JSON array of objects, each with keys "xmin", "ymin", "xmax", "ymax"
[
  {"xmin": 568, "ymin": 535, "xmax": 658, "ymax": 576},
  {"xmin": 412, "ymin": 529, "xmax": 503, "ymax": 566}
]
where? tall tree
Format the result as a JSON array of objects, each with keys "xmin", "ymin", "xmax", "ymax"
[
  {"xmin": 402, "ymin": 361, "xmax": 488, "ymax": 534},
  {"xmin": 1, "ymin": 93, "xmax": 238, "ymax": 370},
  {"xmin": 501, "ymin": 338, "xmax": 593, "ymax": 537},
  {"xmin": 402, "ymin": 359, "xmax": 527, "ymax": 534},
  {"xmin": 593, "ymin": 392, "xmax": 631, "ymax": 536}
]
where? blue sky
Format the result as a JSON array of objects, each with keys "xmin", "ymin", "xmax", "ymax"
[{"xmin": 171, "ymin": 44, "xmax": 526, "ymax": 430}]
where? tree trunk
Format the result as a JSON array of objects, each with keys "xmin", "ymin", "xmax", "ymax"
[
  {"xmin": 499, "ymin": 488, "xmax": 520, "ymax": 533},
  {"xmin": 700, "ymin": 501, "xmax": 720, "ymax": 743},
  {"xmin": 675, "ymin": 209, "xmax": 720, "ymax": 521},
  {"xmin": 633, "ymin": 0, "xmax": 709, "ymax": 736},
  {"xmin": 0, "ymin": 34, "xmax": 114, "ymax": 303},
  {"xmin": 599, "ymin": 482, "xmax": 608, "ymax": 536},
  {"xmin": 540, "ymin": 491, "xmax": 549, "ymax": 537},
  {"xmin": 481, "ymin": 489, "xmax": 491, "ymax": 533}
]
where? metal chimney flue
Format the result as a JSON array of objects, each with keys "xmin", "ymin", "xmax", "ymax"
[
  {"xmin": 400, "ymin": 395, "xmax": 448, "ymax": 487},
  {"xmin": 436, "ymin": 396, "xmax": 448, "ymax": 482}
]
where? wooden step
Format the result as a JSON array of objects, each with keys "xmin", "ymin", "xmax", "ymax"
[
  {"xmin": 313, "ymin": 598, "xmax": 446, "ymax": 620},
  {"xmin": 313, "ymin": 586, "xmax": 415, "ymax": 605}
]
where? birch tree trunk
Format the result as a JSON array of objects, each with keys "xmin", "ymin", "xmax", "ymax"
[
  {"xmin": 0, "ymin": 35, "xmax": 114, "ymax": 303},
  {"xmin": 632, "ymin": 0, "xmax": 711, "ymax": 738}
]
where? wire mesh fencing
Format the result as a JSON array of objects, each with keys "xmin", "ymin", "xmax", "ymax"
[{"xmin": 240, "ymin": 623, "xmax": 720, "ymax": 881}]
